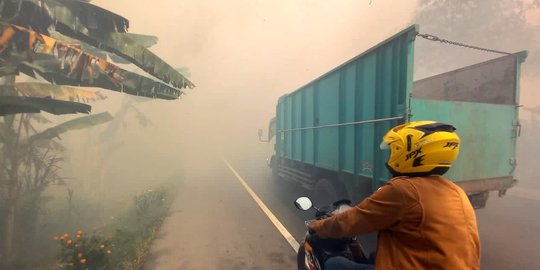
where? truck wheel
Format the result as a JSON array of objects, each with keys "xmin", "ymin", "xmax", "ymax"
[
  {"xmin": 270, "ymin": 156, "xmax": 283, "ymax": 182},
  {"xmin": 271, "ymin": 166, "xmax": 282, "ymax": 182},
  {"xmin": 314, "ymin": 179, "xmax": 343, "ymax": 207},
  {"xmin": 467, "ymin": 191, "xmax": 489, "ymax": 209}
]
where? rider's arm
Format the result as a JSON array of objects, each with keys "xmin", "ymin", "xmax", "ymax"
[{"xmin": 309, "ymin": 182, "xmax": 408, "ymax": 239}]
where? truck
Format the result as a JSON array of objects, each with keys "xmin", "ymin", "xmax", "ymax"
[{"xmin": 259, "ymin": 25, "xmax": 528, "ymax": 209}]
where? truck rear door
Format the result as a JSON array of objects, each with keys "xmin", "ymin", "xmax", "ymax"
[{"xmin": 409, "ymin": 51, "xmax": 527, "ymax": 200}]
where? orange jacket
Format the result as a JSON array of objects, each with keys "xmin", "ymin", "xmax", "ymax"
[{"xmin": 310, "ymin": 176, "xmax": 480, "ymax": 270}]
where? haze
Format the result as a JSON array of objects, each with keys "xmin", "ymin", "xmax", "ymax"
[{"xmin": 15, "ymin": 1, "xmax": 539, "ymax": 269}]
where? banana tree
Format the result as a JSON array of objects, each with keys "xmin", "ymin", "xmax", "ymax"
[
  {"xmin": 0, "ymin": 111, "xmax": 113, "ymax": 267},
  {"xmin": 0, "ymin": 0, "xmax": 195, "ymax": 99},
  {"xmin": 0, "ymin": 1, "xmax": 193, "ymax": 266}
]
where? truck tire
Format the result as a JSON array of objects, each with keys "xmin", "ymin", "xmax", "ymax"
[
  {"xmin": 269, "ymin": 156, "xmax": 282, "ymax": 182},
  {"xmin": 313, "ymin": 179, "xmax": 345, "ymax": 207},
  {"xmin": 467, "ymin": 191, "xmax": 489, "ymax": 209},
  {"xmin": 271, "ymin": 166, "xmax": 282, "ymax": 182}
]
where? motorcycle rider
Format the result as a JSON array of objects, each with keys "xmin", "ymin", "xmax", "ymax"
[{"xmin": 308, "ymin": 121, "xmax": 480, "ymax": 270}]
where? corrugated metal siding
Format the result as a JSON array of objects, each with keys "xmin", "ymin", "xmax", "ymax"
[
  {"xmin": 293, "ymin": 92, "xmax": 302, "ymax": 161},
  {"xmin": 275, "ymin": 25, "xmax": 417, "ymax": 187},
  {"xmin": 304, "ymin": 86, "xmax": 315, "ymax": 164},
  {"xmin": 317, "ymin": 72, "xmax": 340, "ymax": 170},
  {"xmin": 343, "ymin": 65, "xmax": 356, "ymax": 173}
]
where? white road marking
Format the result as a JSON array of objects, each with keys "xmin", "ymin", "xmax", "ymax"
[{"xmin": 224, "ymin": 160, "xmax": 300, "ymax": 253}]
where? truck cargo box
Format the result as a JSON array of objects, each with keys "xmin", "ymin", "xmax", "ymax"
[
  {"xmin": 268, "ymin": 24, "xmax": 527, "ymax": 208},
  {"xmin": 411, "ymin": 51, "xmax": 527, "ymax": 203}
]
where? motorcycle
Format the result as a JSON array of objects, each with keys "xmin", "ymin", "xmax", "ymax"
[{"xmin": 294, "ymin": 197, "xmax": 372, "ymax": 270}]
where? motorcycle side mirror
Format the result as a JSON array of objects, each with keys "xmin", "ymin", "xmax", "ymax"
[{"xmin": 294, "ymin": 197, "xmax": 313, "ymax": 211}]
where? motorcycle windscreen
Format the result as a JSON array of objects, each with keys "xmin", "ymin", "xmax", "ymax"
[{"xmin": 409, "ymin": 51, "xmax": 527, "ymax": 188}]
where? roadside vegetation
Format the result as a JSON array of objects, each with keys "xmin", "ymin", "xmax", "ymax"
[
  {"xmin": 0, "ymin": 1, "xmax": 192, "ymax": 269},
  {"xmin": 53, "ymin": 186, "xmax": 176, "ymax": 270}
]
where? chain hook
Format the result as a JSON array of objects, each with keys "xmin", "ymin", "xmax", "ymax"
[{"xmin": 417, "ymin": 33, "xmax": 440, "ymax": 41}]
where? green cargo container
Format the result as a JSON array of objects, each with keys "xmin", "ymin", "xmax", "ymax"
[
  {"xmin": 410, "ymin": 51, "xmax": 527, "ymax": 207},
  {"xmin": 266, "ymin": 24, "xmax": 527, "ymax": 208}
]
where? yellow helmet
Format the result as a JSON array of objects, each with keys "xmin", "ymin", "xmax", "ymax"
[{"xmin": 380, "ymin": 121, "xmax": 460, "ymax": 177}]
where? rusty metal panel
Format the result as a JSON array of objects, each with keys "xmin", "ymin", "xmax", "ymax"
[{"xmin": 412, "ymin": 53, "xmax": 526, "ymax": 105}]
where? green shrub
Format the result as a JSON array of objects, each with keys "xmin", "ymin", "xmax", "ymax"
[
  {"xmin": 55, "ymin": 231, "xmax": 112, "ymax": 270},
  {"xmin": 53, "ymin": 186, "xmax": 174, "ymax": 270},
  {"xmin": 133, "ymin": 188, "xmax": 168, "ymax": 228}
]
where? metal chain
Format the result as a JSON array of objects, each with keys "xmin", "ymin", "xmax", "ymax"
[{"xmin": 417, "ymin": 33, "xmax": 511, "ymax": 55}]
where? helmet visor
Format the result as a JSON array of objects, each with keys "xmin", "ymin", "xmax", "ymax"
[{"xmin": 380, "ymin": 141, "xmax": 390, "ymax": 150}]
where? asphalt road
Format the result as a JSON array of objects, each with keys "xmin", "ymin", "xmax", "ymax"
[
  {"xmin": 142, "ymin": 149, "xmax": 540, "ymax": 269},
  {"xmin": 141, "ymin": 156, "xmax": 297, "ymax": 270}
]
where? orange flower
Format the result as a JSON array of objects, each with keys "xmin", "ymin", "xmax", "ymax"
[
  {"xmin": 80, "ymin": 258, "xmax": 87, "ymax": 264},
  {"xmin": 100, "ymin": 244, "xmax": 105, "ymax": 249},
  {"xmin": 76, "ymin": 230, "xmax": 82, "ymax": 235},
  {"xmin": 60, "ymin": 236, "xmax": 65, "ymax": 240},
  {"xmin": 63, "ymin": 233, "xmax": 69, "ymax": 238},
  {"xmin": 53, "ymin": 236, "xmax": 59, "ymax": 241},
  {"xmin": 78, "ymin": 252, "xmax": 83, "ymax": 258},
  {"xmin": 67, "ymin": 240, "xmax": 73, "ymax": 245},
  {"xmin": 107, "ymin": 250, "xmax": 112, "ymax": 254},
  {"xmin": 76, "ymin": 234, "xmax": 81, "ymax": 238}
]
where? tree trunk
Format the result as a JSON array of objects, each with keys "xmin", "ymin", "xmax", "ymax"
[
  {"xmin": 2, "ymin": 202, "xmax": 16, "ymax": 268},
  {"xmin": 1, "ymin": 75, "xmax": 17, "ymax": 268}
]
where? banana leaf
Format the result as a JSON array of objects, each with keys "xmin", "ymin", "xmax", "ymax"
[
  {"xmin": 107, "ymin": 33, "xmax": 159, "ymax": 64},
  {"xmin": 15, "ymin": 82, "xmax": 107, "ymax": 102},
  {"xmin": 25, "ymin": 111, "xmax": 113, "ymax": 143},
  {"xmin": 56, "ymin": 27, "xmax": 196, "ymax": 89},
  {"xmin": 49, "ymin": 30, "xmax": 158, "ymax": 65},
  {"xmin": 50, "ymin": 0, "xmax": 194, "ymax": 88},
  {"xmin": 0, "ymin": 24, "xmax": 184, "ymax": 99},
  {"xmin": 54, "ymin": 0, "xmax": 129, "ymax": 33},
  {"xmin": 1, "ymin": 0, "xmax": 195, "ymax": 89},
  {"xmin": 0, "ymin": 96, "xmax": 91, "ymax": 115},
  {"xmin": 123, "ymin": 33, "xmax": 158, "ymax": 48},
  {"xmin": 176, "ymin": 67, "xmax": 191, "ymax": 79},
  {"xmin": 22, "ymin": 59, "xmax": 183, "ymax": 100},
  {"xmin": 0, "ymin": 0, "xmax": 128, "ymax": 35},
  {"xmin": 1, "ymin": 0, "xmax": 53, "ymax": 34}
]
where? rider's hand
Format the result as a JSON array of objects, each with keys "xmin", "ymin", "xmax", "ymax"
[{"xmin": 307, "ymin": 220, "xmax": 320, "ymax": 234}]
